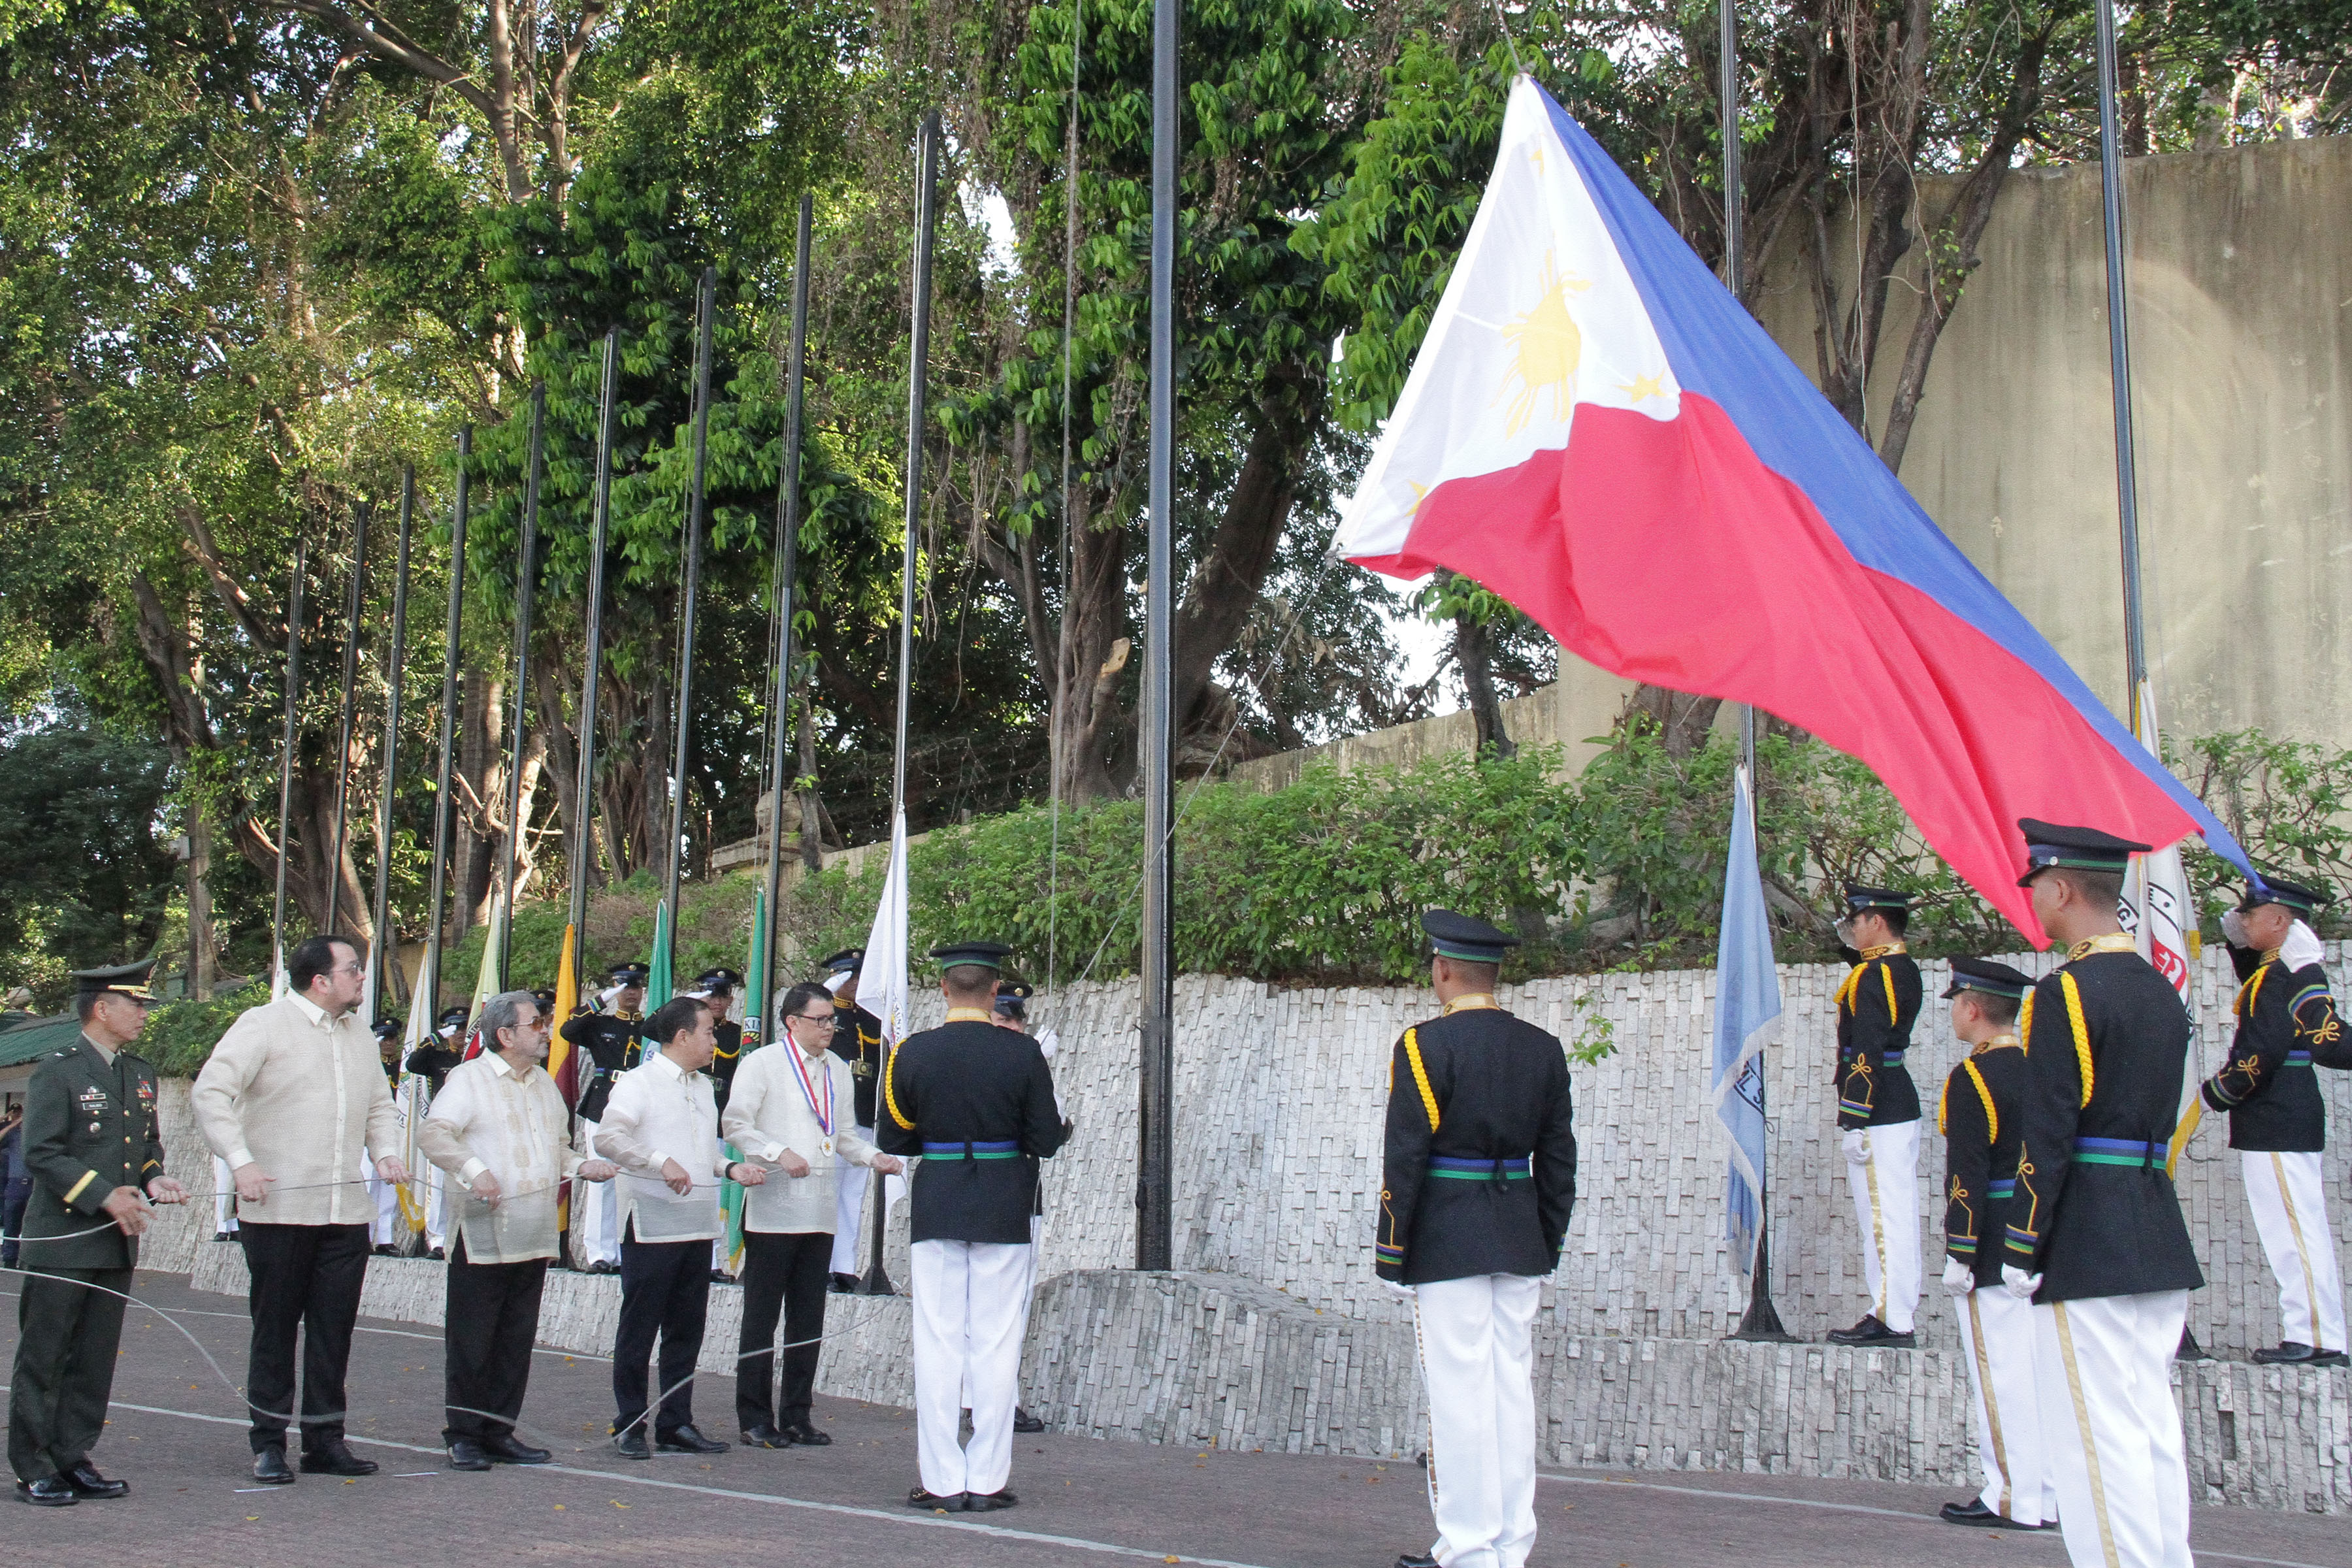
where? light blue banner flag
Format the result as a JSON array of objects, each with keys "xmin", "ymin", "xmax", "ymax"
[{"xmin": 1710, "ymin": 765, "xmax": 1782, "ymax": 1275}]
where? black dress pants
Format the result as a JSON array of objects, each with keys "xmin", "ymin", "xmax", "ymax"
[
  {"xmin": 442, "ymin": 1235, "xmax": 549, "ymax": 1444},
  {"xmin": 8, "ymin": 1265, "xmax": 130, "ymax": 1482},
  {"xmin": 735, "ymin": 1230, "xmax": 832, "ymax": 1430},
  {"xmin": 238, "ymin": 1222, "xmax": 370, "ymax": 1453},
  {"xmin": 613, "ymin": 1224, "xmax": 710, "ymax": 1438}
]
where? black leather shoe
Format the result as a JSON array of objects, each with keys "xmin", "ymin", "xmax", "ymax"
[
  {"xmin": 251, "ymin": 1446, "xmax": 295, "ymax": 1485},
  {"xmin": 1940, "ymin": 1499, "xmax": 2004, "ymax": 1526},
  {"xmin": 1397, "ymin": 1555, "xmax": 1441, "ymax": 1568},
  {"xmin": 214, "ymin": 1230, "xmax": 232, "ymax": 1243},
  {"xmin": 301, "ymin": 1441, "xmax": 378, "ymax": 1477},
  {"xmin": 372, "ymin": 1244, "xmax": 400, "ymax": 1257},
  {"xmin": 1013, "ymin": 1406, "xmax": 1046, "ymax": 1433},
  {"xmin": 16, "ymin": 1476, "xmax": 76, "ymax": 1507},
  {"xmin": 964, "ymin": 1488, "xmax": 1017, "ymax": 1511},
  {"xmin": 2255, "ymin": 1341, "xmax": 2320, "ymax": 1364},
  {"xmin": 615, "ymin": 1428, "xmax": 651, "ymax": 1460},
  {"xmin": 908, "ymin": 1487, "xmax": 966, "ymax": 1511},
  {"xmin": 1826, "ymin": 1314, "xmax": 1916, "ymax": 1347},
  {"xmin": 740, "ymin": 1424, "xmax": 792, "ymax": 1449},
  {"xmin": 428, "ymin": 1246, "xmax": 446, "ymax": 1260},
  {"xmin": 446, "ymin": 1439, "xmax": 493, "ymax": 1473},
  {"xmin": 2311, "ymin": 1350, "xmax": 2350, "ymax": 1367},
  {"xmin": 62, "ymin": 1462, "xmax": 125, "ymax": 1499},
  {"xmin": 830, "ymin": 1272, "xmax": 861, "ymax": 1294},
  {"xmin": 587, "ymin": 1260, "xmax": 618, "ymax": 1275},
  {"xmin": 481, "ymin": 1433, "xmax": 552, "ymax": 1465},
  {"xmin": 779, "ymin": 1421, "xmax": 831, "ymax": 1446},
  {"xmin": 657, "ymin": 1424, "xmax": 729, "ymax": 1455}
]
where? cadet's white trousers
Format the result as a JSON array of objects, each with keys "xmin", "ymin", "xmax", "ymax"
[
  {"xmin": 1414, "ymin": 1273, "xmax": 1541, "ymax": 1568},
  {"xmin": 911, "ymin": 1239, "xmax": 1027, "ymax": 1498},
  {"xmin": 829, "ymin": 1126, "xmax": 875, "ymax": 1275},
  {"xmin": 212, "ymin": 1155, "xmax": 238, "ymax": 1235},
  {"xmin": 365, "ymin": 1150, "xmax": 399, "ymax": 1247},
  {"xmin": 1844, "ymin": 1120, "xmax": 1921, "ymax": 1332},
  {"xmin": 576, "ymin": 1120, "xmax": 620, "ymax": 1265},
  {"xmin": 2034, "ymin": 1289, "xmax": 2192, "ymax": 1568},
  {"xmin": 2242, "ymin": 1149, "xmax": 2345, "ymax": 1352},
  {"xmin": 423, "ymin": 1159, "xmax": 447, "ymax": 1250},
  {"xmin": 1958, "ymin": 1286, "xmax": 2054, "ymax": 1525}
]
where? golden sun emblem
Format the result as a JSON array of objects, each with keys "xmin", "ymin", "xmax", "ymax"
[{"xmin": 1494, "ymin": 254, "xmax": 1593, "ymax": 437}]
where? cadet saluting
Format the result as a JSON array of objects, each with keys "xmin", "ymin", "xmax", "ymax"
[
  {"xmin": 8, "ymin": 960, "xmax": 188, "ymax": 1507},
  {"xmin": 1999, "ymin": 819, "xmax": 2204, "ymax": 1568},
  {"xmin": 1828, "ymin": 884, "xmax": 1923, "ymax": 1348},
  {"xmin": 561, "ymin": 962, "xmax": 649, "ymax": 1275},
  {"xmin": 1379, "ymin": 911, "xmax": 1576, "ymax": 1568},
  {"xmin": 2203, "ymin": 875, "xmax": 2347, "ymax": 1366}
]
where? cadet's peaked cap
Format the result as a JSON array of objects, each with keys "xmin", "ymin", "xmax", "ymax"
[
  {"xmin": 71, "ymin": 958, "xmax": 157, "ymax": 1004},
  {"xmin": 821, "ymin": 948, "xmax": 865, "ymax": 975},
  {"xmin": 609, "ymin": 962, "xmax": 649, "ymax": 985},
  {"xmin": 993, "ymin": 979, "xmax": 1034, "ymax": 1016},
  {"xmin": 2016, "ymin": 819, "xmax": 2150, "ymax": 887},
  {"xmin": 1421, "ymin": 909, "xmax": 1519, "ymax": 964},
  {"xmin": 436, "ymin": 1004, "xmax": 470, "ymax": 1030},
  {"xmin": 532, "ymin": 988, "xmax": 559, "ymax": 1007},
  {"xmin": 2240, "ymin": 874, "xmax": 2333, "ymax": 915},
  {"xmin": 372, "ymin": 1017, "xmax": 403, "ymax": 1040},
  {"xmin": 930, "ymin": 940, "xmax": 1012, "ymax": 971},
  {"xmin": 696, "ymin": 967, "xmax": 742, "ymax": 991},
  {"xmin": 1841, "ymin": 883, "xmax": 1912, "ymax": 914},
  {"xmin": 1942, "ymin": 957, "xmax": 2034, "ymax": 1001}
]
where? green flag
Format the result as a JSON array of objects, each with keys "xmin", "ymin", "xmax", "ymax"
[{"xmin": 645, "ymin": 900, "xmax": 674, "ymax": 1011}]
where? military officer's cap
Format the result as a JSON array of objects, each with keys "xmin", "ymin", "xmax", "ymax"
[
  {"xmin": 2239, "ymin": 875, "xmax": 2332, "ymax": 916},
  {"xmin": 695, "ymin": 968, "xmax": 742, "ymax": 992},
  {"xmin": 1942, "ymin": 957, "xmax": 2035, "ymax": 1001},
  {"xmin": 930, "ymin": 940, "xmax": 1012, "ymax": 971},
  {"xmin": 436, "ymin": 1004, "xmax": 470, "ymax": 1031},
  {"xmin": 531, "ymin": 987, "xmax": 559, "ymax": 1010},
  {"xmin": 1420, "ymin": 909, "xmax": 1519, "ymax": 964},
  {"xmin": 371, "ymin": 1017, "xmax": 402, "ymax": 1041},
  {"xmin": 1840, "ymin": 883, "xmax": 1912, "ymax": 914},
  {"xmin": 993, "ymin": 979, "xmax": 1033, "ymax": 1019},
  {"xmin": 821, "ymin": 948, "xmax": 865, "ymax": 975},
  {"xmin": 609, "ymin": 962, "xmax": 649, "ymax": 985},
  {"xmin": 71, "ymin": 958, "xmax": 157, "ymax": 1004},
  {"xmin": 2016, "ymin": 819, "xmax": 2150, "ymax": 886}
]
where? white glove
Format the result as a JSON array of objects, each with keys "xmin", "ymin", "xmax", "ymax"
[
  {"xmin": 1036, "ymin": 1027, "xmax": 1060, "ymax": 1062},
  {"xmin": 2282, "ymin": 918, "xmax": 2326, "ymax": 972},
  {"xmin": 1380, "ymin": 1279, "xmax": 1416, "ymax": 1302},
  {"xmin": 2221, "ymin": 907, "xmax": 2249, "ymax": 948},
  {"xmin": 2001, "ymin": 1264, "xmax": 2042, "ymax": 1301},
  {"xmin": 1942, "ymin": 1256, "xmax": 1975, "ymax": 1298},
  {"xmin": 1841, "ymin": 1130, "xmax": 1867, "ymax": 1164}
]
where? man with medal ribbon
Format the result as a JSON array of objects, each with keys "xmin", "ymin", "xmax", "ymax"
[{"xmin": 723, "ymin": 981, "xmax": 904, "ymax": 1448}]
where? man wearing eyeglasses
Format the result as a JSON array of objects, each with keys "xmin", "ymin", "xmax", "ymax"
[{"xmin": 193, "ymin": 934, "xmax": 410, "ymax": 1486}]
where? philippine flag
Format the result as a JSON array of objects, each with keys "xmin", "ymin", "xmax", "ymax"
[{"xmin": 1334, "ymin": 76, "xmax": 2251, "ymax": 944}]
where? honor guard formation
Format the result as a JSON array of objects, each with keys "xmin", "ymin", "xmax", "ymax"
[{"xmin": 3, "ymin": 819, "xmax": 2346, "ymax": 1568}]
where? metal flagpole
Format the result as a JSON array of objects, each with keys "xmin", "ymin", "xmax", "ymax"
[
  {"xmin": 370, "ymin": 469, "xmax": 416, "ymax": 1018},
  {"xmin": 2094, "ymin": 0, "xmax": 2147, "ymax": 703},
  {"xmin": 1135, "ymin": 0, "xmax": 1177, "ymax": 1274},
  {"xmin": 568, "ymin": 333, "xmax": 621, "ymax": 966},
  {"xmin": 269, "ymin": 540, "xmax": 308, "ymax": 992},
  {"xmin": 663, "ymin": 269, "xmax": 717, "ymax": 954},
  {"xmin": 864, "ymin": 116, "xmax": 940, "ymax": 1299},
  {"xmin": 498, "ymin": 382, "xmax": 547, "ymax": 985},
  {"xmin": 325, "ymin": 504, "xmax": 370, "ymax": 933},
  {"xmin": 423, "ymin": 427, "xmax": 472, "ymax": 1023},
  {"xmin": 757, "ymin": 195, "xmax": 813, "ymax": 1028}
]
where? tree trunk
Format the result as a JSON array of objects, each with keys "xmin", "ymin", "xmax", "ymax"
[
  {"xmin": 457, "ymin": 666, "xmax": 503, "ymax": 934},
  {"xmin": 1625, "ymin": 686, "xmax": 1725, "ymax": 758},
  {"xmin": 797, "ymin": 694, "xmax": 824, "ymax": 874},
  {"xmin": 1454, "ymin": 608, "xmax": 1516, "ymax": 760},
  {"xmin": 187, "ymin": 808, "xmax": 215, "ymax": 1000}
]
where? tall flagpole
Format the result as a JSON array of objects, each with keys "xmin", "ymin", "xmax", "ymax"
[
  {"xmin": 757, "ymin": 195, "xmax": 813, "ymax": 1025},
  {"xmin": 1135, "ymin": 0, "xmax": 1177, "ymax": 1274},
  {"xmin": 325, "ymin": 504, "xmax": 370, "ymax": 933},
  {"xmin": 568, "ymin": 333, "xmax": 621, "ymax": 968},
  {"xmin": 370, "ymin": 469, "xmax": 416, "ymax": 1019},
  {"xmin": 269, "ymin": 540, "xmax": 308, "ymax": 992},
  {"xmin": 423, "ymin": 427, "xmax": 472, "ymax": 1024},
  {"xmin": 663, "ymin": 268, "xmax": 718, "ymax": 952},
  {"xmin": 2094, "ymin": 0, "xmax": 2148, "ymax": 709},
  {"xmin": 498, "ymin": 382, "xmax": 547, "ymax": 985}
]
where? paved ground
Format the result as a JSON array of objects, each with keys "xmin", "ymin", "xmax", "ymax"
[{"xmin": 3, "ymin": 1272, "xmax": 2347, "ymax": 1568}]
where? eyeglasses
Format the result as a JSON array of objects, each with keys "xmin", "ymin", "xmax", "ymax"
[
  {"xmin": 333, "ymin": 962, "xmax": 366, "ymax": 977},
  {"xmin": 789, "ymin": 1011, "xmax": 833, "ymax": 1025}
]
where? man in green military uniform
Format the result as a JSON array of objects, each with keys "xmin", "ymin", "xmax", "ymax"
[{"xmin": 8, "ymin": 960, "xmax": 189, "ymax": 1506}]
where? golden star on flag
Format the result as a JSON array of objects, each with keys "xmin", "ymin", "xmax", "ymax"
[
  {"xmin": 1407, "ymin": 479, "xmax": 1431, "ymax": 515},
  {"xmin": 1620, "ymin": 371, "xmax": 1667, "ymax": 402}
]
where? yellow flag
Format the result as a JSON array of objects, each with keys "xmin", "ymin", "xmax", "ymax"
[{"xmin": 551, "ymin": 924, "xmax": 580, "ymax": 1240}]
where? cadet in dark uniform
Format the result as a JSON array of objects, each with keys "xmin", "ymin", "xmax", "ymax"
[
  {"xmin": 405, "ymin": 1005, "xmax": 469, "ymax": 1259},
  {"xmin": 1999, "ymin": 819, "xmax": 2204, "ymax": 1568},
  {"xmin": 877, "ymin": 941, "xmax": 1066, "ymax": 1513},
  {"xmin": 825, "ymin": 947, "xmax": 886, "ymax": 1290},
  {"xmin": 561, "ymin": 962, "xmax": 648, "ymax": 1273},
  {"xmin": 1829, "ymin": 884, "xmax": 1925, "ymax": 1347},
  {"xmin": 695, "ymin": 968, "xmax": 745, "ymax": 1117},
  {"xmin": 8, "ymin": 960, "xmax": 188, "ymax": 1506},
  {"xmin": 1934, "ymin": 958, "xmax": 2055, "ymax": 1531},
  {"xmin": 2204, "ymin": 875, "xmax": 2345, "ymax": 1365},
  {"xmin": 1378, "ymin": 911, "xmax": 1576, "ymax": 1568}
]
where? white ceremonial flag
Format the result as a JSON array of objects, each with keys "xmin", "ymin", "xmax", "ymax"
[
  {"xmin": 859, "ymin": 810, "xmax": 912, "ymax": 1212},
  {"xmin": 2119, "ymin": 681, "xmax": 2204, "ymax": 1170}
]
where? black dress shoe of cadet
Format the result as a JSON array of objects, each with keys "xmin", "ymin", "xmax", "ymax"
[
  {"xmin": 446, "ymin": 1439, "xmax": 493, "ymax": 1473},
  {"xmin": 740, "ymin": 1424, "xmax": 792, "ymax": 1449},
  {"xmin": 300, "ymin": 1440, "xmax": 378, "ymax": 1477},
  {"xmin": 964, "ymin": 1488, "xmax": 1018, "ymax": 1512},
  {"xmin": 615, "ymin": 1428, "xmax": 652, "ymax": 1460},
  {"xmin": 1013, "ymin": 1406, "xmax": 1046, "ymax": 1434},
  {"xmin": 63, "ymin": 1461, "xmax": 126, "ymax": 1499},
  {"xmin": 2254, "ymin": 1341, "xmax": 2320, "ymax": 1364},
  {"xmin": 657, "ymin": 1424, "xmax": 729, "ymax": 1455},
  {"xmin": 16, "ymin": 1475, "xmax": 77, "ymax": 1507},
  {"xmin": 908, "ymin": 1486, "xmax": 966, "ymax": 1511},
  {"xmin": 830, "ymin": 1272, "xmax": 861, "ymax": 1294},
  {"xmin": 1397, "ymin": 1554, "xmax": 1441, "ymax": 1568},
  {"xmin": 481, "ymin": 1433, "xmax": 551, "ymax": 1465},
  {"xmin": 251, "ymin": 1446, "xmax": 296, "ymax": 1485},
  {"xmin": 1827, "ymin": 1314, "xmax": 1916, "ymax": 1347},
  {"xmin": 1940, "ymin": 1499, "xmax": 2006, "ymax": 1527},
  {"xmin": 2310, "ymin": 1350, "xmax": 2351, "ymax": 1367},
  {"xmin": 779, "ymin": 1421, "xmax": 831, "ymax": 1446}
]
